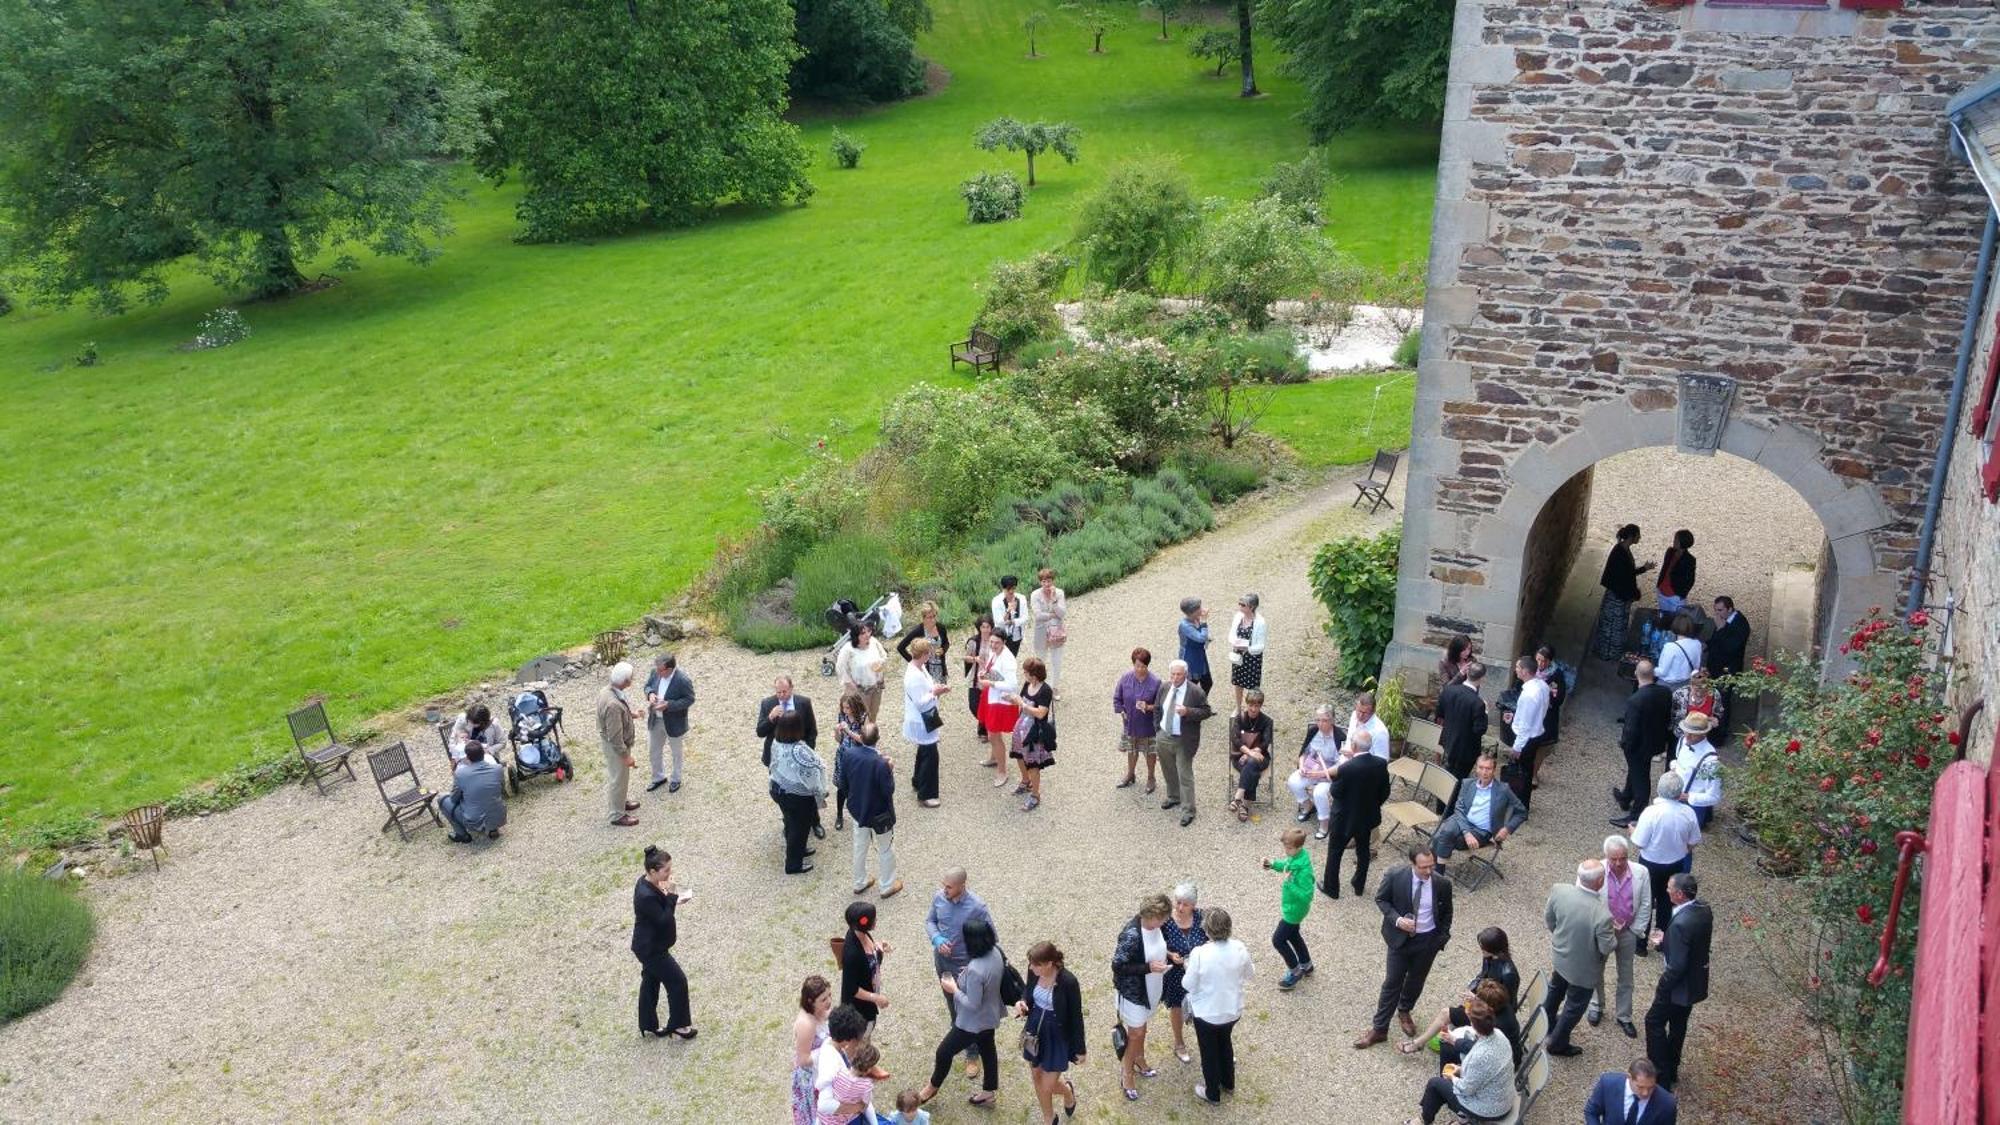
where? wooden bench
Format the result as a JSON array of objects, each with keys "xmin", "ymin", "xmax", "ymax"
[
  {"xmin": 1352, "ymin": 448, "xmax": 1400, "ymax": 514},
  {"xmin": 950, "ymin": 328, "xmax": 1003, "ymax": 374}
]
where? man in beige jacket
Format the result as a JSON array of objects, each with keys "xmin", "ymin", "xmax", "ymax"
[
  {"xmin": 1541, "ymin": 859, "xmax": 1616, "ymax": 1058},
  {"xmin": 598, "ymin": 662, "xmax": 641, "ymax": 826}
]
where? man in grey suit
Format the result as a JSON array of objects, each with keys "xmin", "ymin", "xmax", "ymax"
[
  {"xmin": 1542, "ymin": 859, "xmax": 1616, "ymax": 1057},
  {"xmin": 644, "ymin": 652, "xmax": 695, "ymax": 794},
  {"xmin": 1154, "ymin": 658, "xmax": 1213, "ymax": 827},
  {"xmin": 1430, "ymin": 753, "xmax": 1525, "ymax": 860}
]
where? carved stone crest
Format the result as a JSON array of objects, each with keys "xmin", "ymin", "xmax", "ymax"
[{"xmin": 1677, "ymin": 374, "xmax": 1737, "ymax": 455}]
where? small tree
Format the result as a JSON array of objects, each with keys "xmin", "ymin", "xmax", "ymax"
[
  {"xmin": 1073, "ymin": 159, "xmax": 1199, "ymax": 292},
  {"xmin": 975, "ymin": 117, "xmax": 1081, "ymax": 188},
  {"xmin": 960, "ymin": 171, "xmax": 1025, "ymax": 224},
  {"xmin": 1259, "ymin": 149, "xmax": 1334, "ymax": 226},
  {"xmin": 1024, "ymin": 11, "xmax": 1050, "ymax": 57},
  {"xmin": 1062, "ymin": 2, "xmax": 1113, "ymax": 52},
  {"xmin": 1193, "ymin": 196, "xmax": 1341, "ymax": 328},
  {"xmin": 1143, "ymin": 0, "xmax": 1186, "ymax": 39},
  {"xmin": 1235, "ymin": 0, "xmax": 1258, "ymax": 97},
  {"xmin": 830, "ymin": 128, "xmax": 867, "ymax": 169},
  {"xmin": 1188, "ymin": 28, "xmax": 1239, "ymax": 77},
  {"xmin": 1203, "ymin": 354, "xmax": 1279, "ymax": 450}
]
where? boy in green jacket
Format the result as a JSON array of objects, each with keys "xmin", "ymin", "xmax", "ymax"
[{"xmin": 1264, "ymin": 826, "xmax": 1316, "ymax": 990}]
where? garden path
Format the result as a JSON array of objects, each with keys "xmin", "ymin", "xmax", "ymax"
[{"xmin": 0, "ymin": 467, "xmax": 1823, "ymax": 1122}]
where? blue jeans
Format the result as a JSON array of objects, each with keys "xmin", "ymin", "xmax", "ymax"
[{"xmin": 439, "ymin": 793, "xmax": 472, "ymax": 838}]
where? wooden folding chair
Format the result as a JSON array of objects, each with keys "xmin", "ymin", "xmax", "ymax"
[
  {"xmin": 1351, "ymin": 449, "xmax": 1400, "ymax": 514},
  {"xmin": 367, "ymin": 741, "xmax": 441, "ymax": 841},
  {"xmin": 1381, "ymin": 762, "xmax": 1445, "ymax": 844},
  {"xmin": 286, "ymin": 701, "xmax": 358, "ymax": 795}
]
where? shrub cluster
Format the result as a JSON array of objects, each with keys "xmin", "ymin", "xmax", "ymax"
[
  {"xmin": 1259, "ymin": 150, "xmax": 1333, "ymax": 227},
  {"xmin": 961, "ymin": 170, "xmax": 1024, "ymax": 224},
  {"xmin": 1308, "ymin": 526, "xmax": 1401, "ymax": 688},
  {"xmin": 973, "ymin": 251, "xmax": 1069, "ymax": 349},
  {"xmin": 830, "ymin": 128, "xmax": 866, "ymax": 169},
  {"xmin": 1393, "ymin": 328, "xmax": 1421, "ymax": 368},
  {"xmin": 0, "ymin": 870, "xmax": 94, "ymax": 1023},
  {"xmin": 1073, "ymin": 159, "xmax": 1199, "ymax": 293},
  {"xmin": 193, "ymin": 307, "xmax": 251, "ymax": 349}
]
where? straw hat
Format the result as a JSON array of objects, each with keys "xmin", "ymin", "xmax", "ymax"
[{"xmin": 1679, "ymin": 713, "xmax": 1714, "ymax": 738}]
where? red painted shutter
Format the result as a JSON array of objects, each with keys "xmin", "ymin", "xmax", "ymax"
[
  {"xmin": 1983, "ymin": 744, "xmax": 2000, "ymax": 1123},
  {"xmin": 1970, "ymin": 309, "xmax": 2000, "ymax": 439},
  {"xmin": 1903, "ymin": 760, "xmax": 1989, "ymax": 1123}
]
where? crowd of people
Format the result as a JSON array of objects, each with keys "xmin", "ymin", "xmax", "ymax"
[{"xmin": 470, "ymin": 545, "xmax": 1739, "ymax": 1123}]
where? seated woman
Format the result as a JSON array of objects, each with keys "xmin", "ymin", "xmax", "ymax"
[
  {"xmin": 1226, "ymin": 691, "xmax": 1275, "ymax": 822},
  {"xmin": 1407, "ymin": 996, "xmax": 1515, "ymax": 1125},
  {"xmin": 1402, "ymin": 927, "xmax": 1520, "ymax": 1058},
  {"xmin": 449, "ymin": 703, "xmax": 506, "ymax": 765}
]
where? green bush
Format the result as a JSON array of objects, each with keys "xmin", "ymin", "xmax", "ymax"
[
  {"xmin": 1393, "ymin": 328, "xmax": 1421, "ymax": 368},
  {"xmin": 1079, "ymin": 289, "xmax": 1163, "ymax": 341},
  {"xmin": 1173, "ymin": 450, "xmax": 1266, "ymax": 502},
  {"xmin": 1259, "ymin": 149, "xmax": 1333, "ymax": 226},
  {"xmin": 1164, "ymin": 303, "xmax": 1235, "ymax": 343},
  {"xmin": 1050, "ymin": 516, "xmax": 1147, "ymax": 592},
  {"xmin": 960, "ymin": 170, "xmax": 1024, "ymax": 224},
  {"xmin": 830, "ymin": 128, "xmax": 867, "ymax": 169},
  {"xmin": 791, "ymin": 0, "xmax": 927, "ymax": 103},
  {"xmin": 1308, "ymin": 526, "xmax": 1401, "ymax": 688},
  {"xmin": 1014, "ymin": 336, "xmax": 1080, "ymax": 370},
  {"xmin": 1193, "ymin": 195, "xmax": 1344, "ymax": 328},
  {"xmin": 1, "ymin": 869, "xmax": 94, "ymax": 1023},
  {"xmin": 974, "ymin": 251, "xmax": 1069, "ymax": 348},
  {"xmin": 1073, "ymin": 159, "xmax": 1200, "ymax": 292},
  {"xmin": 879, "ymin": 383, "xmax": 1076, "ymax": 535},
  {"xmin": 1214, "ymin": 326, "xmax": 1308, "ymax": 383},
  {"xmin": 757, "ymin": 441, "xmax": 866, "ymax": 544},
  {"xmin": 1007, "ymin": 343, "xmax": 1203, "ymax": 472},
  {"xmin": 790, "ymin": 532, "xmax": 901, "ymax": 627}
]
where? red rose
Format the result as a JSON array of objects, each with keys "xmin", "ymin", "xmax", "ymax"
[
  {"xmin": 1914, "ymin": 754, "xmax": 1932, "ymax": 769},
  {"xmin": 1819, "ymin": 777, "xmax": 1836, "ymax": 792},
  {"xmin": 1763, "ymin": 664, "xmax": 1778, "ymax": 678},
  {"xmin": 1743, "ymin": 732, "xmax": 1758, "ymax": 750},
  {"xmin": 1872, "ymin": 771, "xmax": 1883, "ymax": 781},
  {"xmin": 1859, "ymin": 838, "xmax": 1878, "ymax": 855},
  {"xmin": 1948, "ymin": 730, "xmax": 1963, "ymax": 747},
  {"xmin": 1839, "ymin": 643, "xmax": 1851, "ymax": 654},
  {"xmin": 1785, "ymin": 739, "xmax": 1802, "ymax": 755},
  {"xmin": 1909, "ymin": 610, "xmax": 1929, "ymax": 627},
  {"xmin": 1856, "ymin": 904, "xmax": 1875, "ymax": 924},
  {"xmin": 1854, "ymin": 814, "xmax": 1871, "ymax": 829}
]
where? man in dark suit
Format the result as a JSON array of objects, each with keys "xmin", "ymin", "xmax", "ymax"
[
  {"xmin": 1612, "ymin": 661, "xmax": 1674, "ymax": 826},
  {"xmin": 1432, "ymin": 662, "xmax": 1489, "ymax": 802},
  {"xmin": 756, "ymin": 675, "xmax": 818, "ymax": 767},
  {"xmin": 644, "ymin": 653, "xmax": 696, "ymax": 794},
  {"xmin": 1584, "ymin": 1059, "xmax": 1678, "ymax": 1125},
  {"xmin": 1321, "ymin": 737, "xmax": 1390, "ymax": 898},
  {"xmin": 1705, "ymin": 596, "xmax": 1751, "ymax": 741},
  {"xmin": 1154, "ymin": 659, "xmax": 1213, "ymax": 828},
  {"xmin": 1355, "ymin": 846, "xmax": 1454, "ymax": 1048},
  {"xmin": 1644, "ymin": 871, "xmax": 1712, "ymax": 1090}
]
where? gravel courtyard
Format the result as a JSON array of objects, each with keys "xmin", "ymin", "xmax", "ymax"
[{"xmin": 0, "ymin": 469, "xmax": 1833, "ymax": 1123}]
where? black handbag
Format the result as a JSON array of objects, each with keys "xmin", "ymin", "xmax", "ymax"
[
  {"xmin": 920, "ymin": 703, "xmax": 944, "ymax": 733},
  {"xmin": 1111, "ymin": 1022, "xmax": 1130, "ymax": 1059},
  {"xmin": 866, "ymin": 809, "xmax": 897, "ymax": 833}
]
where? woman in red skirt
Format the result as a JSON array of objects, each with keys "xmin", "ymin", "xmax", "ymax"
[{"xmin": 976, "ymin": 632, "xmax": 1020, "ymax": 790}]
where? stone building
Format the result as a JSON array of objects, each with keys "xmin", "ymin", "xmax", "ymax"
[{"xmin": 1386, "ymin": 0, "xmax": 2000, "ymax": 763}]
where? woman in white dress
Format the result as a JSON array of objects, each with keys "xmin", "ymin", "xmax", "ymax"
[
  {"xmin": 902, "ymin": 638, "xmax": 951, "ymax": 808},
  {"xmin": 1110, "ymin": 893, "xmax": 1173, "ymax": 1102},
  {"xmin": 1030, "ymin": 567, "xmax": 1068, "ymax": 689}
]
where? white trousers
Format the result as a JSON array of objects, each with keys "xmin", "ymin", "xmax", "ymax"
[
  {"xmin": 1287, "ymin": 771, "xmax": 1332, "ymax": 821},
  {"xmin": 852, "ymin": 824, "xmax": 895, "ymax": 891}
]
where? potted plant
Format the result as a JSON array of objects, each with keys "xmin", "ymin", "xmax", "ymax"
[{"xmin": 1370, "ymin": 673, "xmax": 1410, "ymax": 756}]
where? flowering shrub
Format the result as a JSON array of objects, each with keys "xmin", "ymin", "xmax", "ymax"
[
  {"xmin": 193, "ymin": 307, "xmax": 250, "ymax": 349},
  {"xmin": 1732, "ymin": 608, "xmax": 1947, "ymax": 1123},
  {"xmin": 960, "ymin": 170, "xmax": 1024, "ymax": 224}
]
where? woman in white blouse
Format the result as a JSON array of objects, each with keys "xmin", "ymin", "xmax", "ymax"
[
  {"xmin": 1227, "ymin": 593, "xmax": 1267, "ymax": 717},
  {"xmin": 836, "ymin": 623, "xmax": 890, "ymax": 721},
  {"xmin": 1030, "ymin": 567, "xmax": 1068, "ymax": 689},
  {"xmin": 902, "ymin": 638, "xmax": 951, "ymax": 808},
  {"xmin": 976, "ymin": 633, "xmax": 1021, "ymax": 788},
  {"xmin": 1181, "ymin": 906, "xmax": 1253, "ymax": 1106}
]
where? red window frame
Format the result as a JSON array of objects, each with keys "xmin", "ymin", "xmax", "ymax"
[{"xmin": 1976, "ymin": 309, "xmax": 2000, "ymax": 502}]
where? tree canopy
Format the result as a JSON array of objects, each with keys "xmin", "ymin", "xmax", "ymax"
[
  {"xmin": 791, "ymin": 0, "xmax": 930, "ymax": 103},
  {"xmin": 475, "ymin": 0, "xmax": 813, "ymax": 242},
  {"xmin": 1262, "ymin": 0, "xmax": 1454, "ymax": 139},
  {"xmin": 0, "ymin": 0, "xmax": 486, "ymax": 310},
  {"xmin": 975, "ymin": 117, "xmax": 1081, "ymax": 187}
]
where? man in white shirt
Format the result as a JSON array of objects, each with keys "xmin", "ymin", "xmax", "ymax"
[
  {"xmin": 1502, "ymin": 656, "xmax": 1551, "ymax": 812},
  {"xmin": 1631, "ymin": 772, "xmax": 1701, "ymax": 932},
  {"xmin": 1346, "ymin": 692, "xmax": 1391, "ymax": 761}
]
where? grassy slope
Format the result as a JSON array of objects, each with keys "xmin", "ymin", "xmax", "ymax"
[{"xmin": 0, "ymin": 1, "xmax": 1436, "ymax": 835}]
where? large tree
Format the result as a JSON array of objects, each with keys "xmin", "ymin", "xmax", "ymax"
[
  {"xmin": 1235, "ymin": 0, "xmax": 1258, "ymax": 97},
  {"xmin": 0, "ymin": 0, "xmax": 485, "ymax": 310},
  {"xmin": 791, "ymin": 0, "xmax": 929, "ymax": 103},
  {"xmin": 1261, "ymin": 0, "xmax": 1453, "ymax": 139},
  {"xmin": 475, "ymin": 0, "xmax": 813, "ymax": 242}
]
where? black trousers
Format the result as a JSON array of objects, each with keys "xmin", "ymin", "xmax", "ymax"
[
  {"xmin": 1374, "ymin": 933, "xmax": 1444, "ymax": 1031},
  {"xmin": 776, "ymin": 791, "xmax": 817, "ymax": 872},
  {"xmin": 1272, "ymin": 920, "xmax": 1311, "ymax": 969},
  {"xmin": 1643, "ymin": 856, "xmax": 1686, "ymax": 937},
  {"xmin": 1505, "ymin": 735, "xmax": 1552, "ymax": 811},
  {"xmin": 1195, "ymin": 673, "xmax": 1214, "ymax": 693},
  {"xmin": 1617, "ymin": 748, "xmax": 1652, "ymax": 814},
  {"xmin": 1323, "ymin": 825, "xmax": 1373, "ymax": 895},
  {"xmin": 1542, "ymin": 968, "xmax": 1594, "ymax": 1049},
  {"xmin": 1420, "ymin": 1075, "xmax": 1470, "ymax": 1124},
  {"xmin": 1193, "ymin": 1016, "xmax": 1235, "ymax": 1101},
  {"xmin": 637, "ymin": 950, "xmax": 690, "ymax": 1033},
  {"xmin": 1645, "ymin": 995, "xmax": 1694, "ymax": 1086},
  {"xmin": 1234, "ymin": 754, "xmax": 1268, "ymax": 797},
  {"xmin": 929, "ymin": 1026, "xmax": 999, "ymax": 1090},
  {"xmin": 913, "ymin": 743, "xmax": 940, "ymax": 800}
]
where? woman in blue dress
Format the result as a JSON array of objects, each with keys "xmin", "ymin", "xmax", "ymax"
[
  {"xmin": 1015, "ymin": 941, "xmax": 1086, "ymax": 1125},
  {"xmin": 1160, "ymin": 882, "xmax": 1210, "ymax": 1065}
]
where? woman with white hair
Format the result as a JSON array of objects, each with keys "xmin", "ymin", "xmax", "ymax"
[
  {"xmin": 1227, "ymin": 593, "xmax": 1267, "ymax": 716},
  {"xmin": 1160, "ymin": 882, "xmax": 1210, "ymax": 1065},
  {"xmin": 597, "ymin": 661, "xmax": 642, "ymax": 827},
  {"xmin": 1287, "ymin": 705, "xmax": 1342, "ymax": 840}
]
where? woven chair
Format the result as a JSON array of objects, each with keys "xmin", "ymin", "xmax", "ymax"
[
  {"xmin": 595, "ymin": 629, "xmax": 628, "ymax": 665},
  {"xmin": 286, "ymin": 701, "xmax": 358, "ymax": 795},
  {"xmin": 367, "ymin": 741, "xmax": 440, "ymax": 841}
]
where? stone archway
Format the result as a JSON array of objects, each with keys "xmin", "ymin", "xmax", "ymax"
[{"xmin": 1383, "ymin": 389, "xmax": 1904, "ymax": 690}]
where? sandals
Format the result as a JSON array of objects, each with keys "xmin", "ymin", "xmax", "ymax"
[
  {"xmin": 1397, "ymin": 1039, "xmax": 1424, "ymax": 1055},
  {"xmin": 1123, "ymin": 1087, "xmax": 1140, "ymax": 1101},
  {"xmin": 1175, "ymin": 1045, "xmax": 1192, "ymax": 1063},
  {"xmin": 968, "ymin": 1091, "xmax": 996, "ymax": 1106}
]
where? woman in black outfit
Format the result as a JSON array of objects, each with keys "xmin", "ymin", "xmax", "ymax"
[
  {"xmin": 898, "ymin": 601, "xmax": 952, "ymax": 685},
  {"xmin": 1014, "ymin": 941, "xmax": 1086, "ymax": 1125},
  {"xmin": 1655, "ymin": 528, "xmax": 1697, "ymax": 622},
  {"xmin": 632, "ymin": 845, "xmax": 696, "ymax": 1040},
  {"xmin": 1401, "ymin": 925, "xmax": 1519, "ymax": 1059},
  {"xmin": 1592, "ymin": 524, "xmax": 1651, "ymax": 660},
  {"xmin": 839, "ymin": 900, "xmax": 892, "ymax": 1028},
  {"xmin": 962, "ymin": 616, "xmax": 995, "ymax": 740}
]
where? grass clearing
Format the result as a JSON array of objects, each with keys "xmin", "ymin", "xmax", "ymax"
[
  {"xmin": 1260, "ymin": 372, "xmax": 1419, "ymax": 467},
  {"xmin": 0, "ymin": 1, "xmax": 1435, "ymax": 838}
]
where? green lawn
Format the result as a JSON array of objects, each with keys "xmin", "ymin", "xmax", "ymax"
[
  {"xmin": 1262, "ymin": 372, "xmax": 1420, "ymax": 467},
  {"xmin": 0, "ymin": 1, "xmax": 1436, "ymax": 839}
]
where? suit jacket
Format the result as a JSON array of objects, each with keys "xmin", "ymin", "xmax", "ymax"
[
  {"xmin": 838, "ymin": 741, "xmax": 896, "ymax": 829},
  {"xmin": 1546, "ymin": 882, "xmax": 1615, "ymax": 987},
  {"xmin": 1620, "ymin": 683, "xmax": 1674, "ymax": 760},
  {"xmin": 1375, "ymin": 864, "xmax": 1454, "ymax": 950},
  {"xmin": 1450, "ymin": 777, "xmax": 1526, "ymax": 835},
  {"xmin": 630, "ymin": 877, "xmax": 679, "ymax": 959},
  {"xmin": 755, "ymin": 695, "xmax": 818, "ymax": 767},
  {"xmin": 1600, "ymin": 860, "xmax": 1654, "ymax": 947},
  {"xmin": 645, "ymin": 668, "xmax": 695, "ymax": 737},
  {"xmin": 1656, "ymin": 900, "xmax": 1713, "ymax": 1007},
  {"xmin": 1329, "ymin": 752, "xmax": 1390, "ymax": 837},
  {"xmin": 1152, "ymin": 679, "xmax": 1212, "ymax": 754},
  {"xmin": 1706, "ymin": 613, "xmax": 1750, "ymax": 678},
  {"xmin": 1432, "ymin": 681, "xmax": 1489, "ymax": 773},
  {"xmin": 1584, "ymin": 1072, "xmax": 1678, "ymax": 1125}
]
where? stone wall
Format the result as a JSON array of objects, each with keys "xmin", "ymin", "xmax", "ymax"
[
  {"xmin": 1936, "ymin": 244, "xmax": 2000, "ymax": 767},
  {"xmin": 1389, "ymin": 0, "xmax": 2000, "ymax": 687}
]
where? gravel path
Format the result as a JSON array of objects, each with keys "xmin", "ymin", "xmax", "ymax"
[{"xmin": 0, "ymin": 468, "xmax": 1826, "ymax": 1123}]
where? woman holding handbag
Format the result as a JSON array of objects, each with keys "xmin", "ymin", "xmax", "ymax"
[
  {"xmin": 1030, "ymin": 569, "xmax": 1068, "ymax": 690},
  {"xmin": 1013, "ymin": 941, "xmax": 1085, "ymax": 1125},
  {"xmin": 1008, "ymin": 657, "xmax": 1057, "ymax": 812},
  {"xmin": 962, "ymin": 616, "xmax": 996, "ymax": 744},
  {"xmin": 903, "ymin": 638, "xmax": 951, "ymax": 807}
]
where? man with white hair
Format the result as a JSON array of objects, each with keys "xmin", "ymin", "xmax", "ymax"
[
  {"xmin": 1587, "ymin": 835, "xmax": 1653, "ymax": 1039},
  {"xmin": 597, "ymin": 661, "xmax": 642, "ymax": 827},
  {"xmin": 1631, "ymin": 771, "xmax": 1702, "ymax": 928},
  {"xmin": 1154, "ymin": 658, "xmax": 1212, "ymax": 827},
  {"xmin": 1540, "ymin": 859, "xmax": 1615, "ymax": 1058}
]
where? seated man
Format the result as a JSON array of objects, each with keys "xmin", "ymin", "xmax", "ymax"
[
  {"xmin": 449, "ymin": 703, "xmax": 506, "ymax": 766},
  {"xmin": 1227, "ymin": 689, "xmax": 1276, "ymax": 820},
  {"xmin": 1432, "ymin": 753, "xmax": 1524, "ymax": 860},
  {"xmin": 440, "ymin": 741, "xmax": 507, "ymax": 843}
]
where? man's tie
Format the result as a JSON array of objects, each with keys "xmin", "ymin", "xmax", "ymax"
[{"xmin": 1624, "ymin": 1093, "xmax": 1642, "ymax": 1125}]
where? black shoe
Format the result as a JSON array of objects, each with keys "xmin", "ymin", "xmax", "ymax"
[
  {"xmin": 1180, "ymin": 809, "xmax": 1196, "ymax": 827},
  {"xmin": 834, "ymin": 817, "xmax": 845, "ymax": 831},
  {"xmin": 1351, "ymin": 881, "xmax": 1365, "ymax": 897},
  {"xmin": 1609, "ymin": 816, "xmax": 1634, "ymax": 828},
  {"xmin": 447, "ymin": 832, "xmax": 473, "ymax": 843},
  {"xmin": 1161, "ymin": 799, "xmax": 1180, "ymax": 810},
  {"xmin": 804, "ymin": 847, "xmax": 817, "ymax": 857},
  {"xmin": 1609, "ymin": 786, "xmax": 1625, "ymax": 805},
  {"xmin": 1295, "ymin": 808, "xmax": 1310, "ymax": 823},
  {"xmin": 811, "ymin": 822, "xmax": 826, "ymax": 840},
  {"xmin": 646, "ymin": 778, "xmax": 670, "ymax": 792},
  {"xmin": 787, "ymin": 861, "xmax": 815, "ymax": 874},
  {"xmin": 640, "ymin": 1028, "xmax": 670, "ymax": 1039},
  {"xmin": 1586, "ymin": 1012, "xmax": 1601, "ymax": 1027},
  {"xmin": 1547, "ymin": 1043, "xmax": 1583, "ymax": 1058},
  {"xmin": 1619, "ymin": 1020, "xmax": 1638, "ymax": 1038},
  {"xmin": 668, "ymin": 779, "xmax": 682, "ymax": 793},
  {"xmin": 1319, "ymin": 885, "xmax": 1340, "ymax": 900}
]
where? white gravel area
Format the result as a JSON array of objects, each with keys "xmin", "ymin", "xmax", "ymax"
[{"xmin": 0, "ymin": 465, "xmax": 1828, "ymax": 1123}]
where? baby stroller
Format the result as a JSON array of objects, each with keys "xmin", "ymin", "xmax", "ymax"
[
  {"xmin": 819, "ymin": 592, "xmax": 903, "ymax": 677},
  {"xmin": 507, "ymin": 689, "xmax": 574, "ymax": 785}
]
